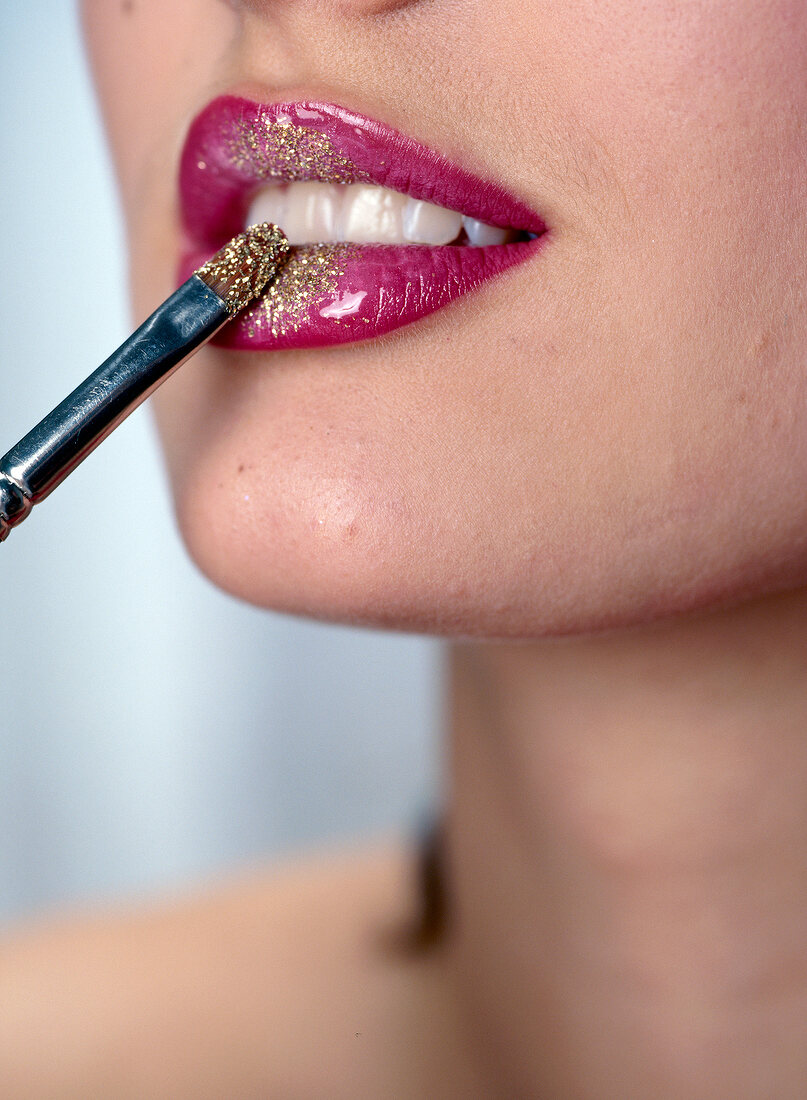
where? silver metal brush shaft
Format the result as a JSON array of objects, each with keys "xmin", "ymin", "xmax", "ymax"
[{"xmin": 0, "ymin": 275, "xmax": 228, "ymax": 542}]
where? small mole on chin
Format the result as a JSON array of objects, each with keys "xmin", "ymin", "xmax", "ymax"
[{"xmin": 122, "ymin": 0, "xmax": 134, "ymax": 13}]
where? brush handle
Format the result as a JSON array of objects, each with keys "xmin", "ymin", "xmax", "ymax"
[{"xmin": 0, "ymin": 275, "xmax": 228, "ymax": 543}]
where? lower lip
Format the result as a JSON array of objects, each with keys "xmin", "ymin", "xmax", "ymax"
[{"xmin": 179, "ymin": 236, "xmax": 545, "ymax": 351}]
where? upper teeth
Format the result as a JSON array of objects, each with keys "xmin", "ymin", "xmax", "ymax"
[{"xmin": 246, "ymin": 182, "xmax": 514, "ymax": 247}]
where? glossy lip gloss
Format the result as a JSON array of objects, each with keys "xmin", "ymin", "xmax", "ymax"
[{"xmin": 179, "ymin": 96, "xmax": 550, "ymax": 351}]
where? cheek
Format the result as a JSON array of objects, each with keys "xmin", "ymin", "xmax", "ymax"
[{"xmin": 81, "ymin": 0, "xmax": 236, "ymax": 251}]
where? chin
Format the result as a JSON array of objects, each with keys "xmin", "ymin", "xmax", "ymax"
[{"xmin": 167, "ymin": 433, "xmax": 807, "ymax": 641}]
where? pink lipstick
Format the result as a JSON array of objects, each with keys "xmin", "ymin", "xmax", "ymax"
[{"xmin": 179, "ymin": 97, "xmax": 549, "ymax": 351}]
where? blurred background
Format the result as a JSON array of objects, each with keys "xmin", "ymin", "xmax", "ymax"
[{"xmin": 0, "ymin": 4, "xmax": 440, "ymax": 925}]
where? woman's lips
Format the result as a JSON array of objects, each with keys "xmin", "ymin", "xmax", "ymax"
[{"xmin": 179, "ymin": 96, "xmax": 549, "ymax": 350}]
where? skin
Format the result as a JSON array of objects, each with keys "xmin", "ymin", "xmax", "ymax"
[
  {"xmin": 81, "ymin": 0, "xmax": 806, "ymax": 635},
  {"xmin": 1, "ymin": 0, "xmax": 804, "ymax": 1095}
]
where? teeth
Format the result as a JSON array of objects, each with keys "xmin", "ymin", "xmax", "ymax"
[
  {"xmin": 245, "ymin": 182, "xmax": 514, "ymax": 247},
  {"xmin": 284, "ymin": 181, "xmax": 341, "ymax": 243},
  {"xmin": 248, "ymin": 186, "xmax": 287, "ymax": 230},
  {"xmin": 339, "ymin": 184, "xmax": 407, "ymax": 243},
  {"xmin": 402, "ymin": 198, "xmax": 463, "ymax": 245},
  {"xmin": 461, "ymin": 216, "xmax": 511, "ymax": 247}
]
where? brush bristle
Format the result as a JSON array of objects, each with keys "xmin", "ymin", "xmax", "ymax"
[{"xmin": 195, "ymin": 223, "xmax": 290, "ymax": 314}]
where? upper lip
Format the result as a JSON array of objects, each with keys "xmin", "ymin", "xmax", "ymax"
[{"xmin": 179, "ymin": 95, "xmax": 547, "ymax": 250}]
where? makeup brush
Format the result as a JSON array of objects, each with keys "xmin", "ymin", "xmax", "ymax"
[{"xmin": 0, "ymin": 223, "xmax": 289, "ymax": 543}]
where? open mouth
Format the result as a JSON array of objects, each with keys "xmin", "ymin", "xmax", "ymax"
[
  {"xmin": 179, "ymin": 97, "xmax": 549, "ymax": 350},
  {"xmin": 247, "ymin": 181, "xmax": 533, "ymax": 249}
]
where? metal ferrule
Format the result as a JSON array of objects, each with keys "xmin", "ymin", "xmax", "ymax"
[{"xmin": 0, "ymin": 274, "xmax": 228, "ymax": 542}]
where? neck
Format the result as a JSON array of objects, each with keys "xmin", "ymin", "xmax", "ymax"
[{"xmin": 443, "ymin": 588, "xmax": 807, "ymax": 1099}]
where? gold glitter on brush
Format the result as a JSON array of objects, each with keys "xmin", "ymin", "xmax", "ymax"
[
  {"xmin": 246, "ymin": 244, "xmax": 359, "ymax": 338},
  {"xmin": 196, "ymin": 222, "xmax": 290, "ymax": 314},
  {"xmin": 225, "ymin": 116, "xmax": 370, "ymax": 185}
]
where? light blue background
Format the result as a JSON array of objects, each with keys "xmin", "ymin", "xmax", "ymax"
[{"xmin": 0, "ymin": 5, "xmax": 440, "ymax": 924}]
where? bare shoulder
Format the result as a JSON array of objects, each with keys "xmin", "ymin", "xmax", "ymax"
[{"xmin": 0, "ymin": 838, "xmax": 475, "ymax": 1099}]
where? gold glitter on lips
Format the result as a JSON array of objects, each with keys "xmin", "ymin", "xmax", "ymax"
[
  {"xmin": 220, "ymin": 113, "xmax": 367, "ymax": 335},
  {"xmin": 196, "ymin": 222, "xmax": 290, "ymax": 314},
  {"xmin": 225, "ymin": 115, "xmax": 370, "ymax": 185},
  {"xmin": 245, "ymin": 244, "xmax": 359, "ymax": 338}
]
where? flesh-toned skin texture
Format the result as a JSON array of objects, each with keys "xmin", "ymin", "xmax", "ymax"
[
  {"xmin": 81, "ymin": 0, "xmax": 807, "ymax": 636},
  {"xmin": 13, "ymin": 3, "xmax": 805, "ymax": 1097}
]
